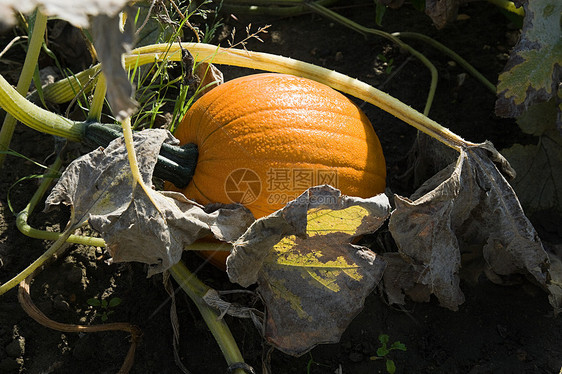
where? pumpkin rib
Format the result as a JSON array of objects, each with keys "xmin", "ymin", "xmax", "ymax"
[
  {"xmin": 192, "ymin": 109, "xmax": 367, "ymax": 153},
  {"xmin": 194, "ymin": 156, "xmax": 384, "ymax": 178},
  {"xmin": 197, "ymin": 111, "xmax": 371, "ymax": 147}
]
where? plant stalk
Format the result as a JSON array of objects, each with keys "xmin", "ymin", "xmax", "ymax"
[
  {"xmin": 0, "ymin": 10, "xmax": 48, "ymax": 166},
  {"xmin": 132, "ymin": 43, "xmax": 473, "ymax": 151},
  {"xmin": 0, "ymin": 74, "xmax": 84, "ymax": 141},
  {"xmin": 169, "ymin": 260, "xmax": 247, "ymax": 373},
  {"xmin": 220, "ymin": 0, "xmax": 337, "ymax": 16},
  {"xmin": 392, "ymin": 32, "xmax": 497, "ymax": 94},
  {"xmin": 305, "ymin": 1, "xmax": 438, "ymax": 116},
  {"xmin": 88, "ymin": 72, "xmax": 107, "ymax": 121},
  {"xmin": 0, "ymin": 223, "xmax": 73, "ymax": 296},
  {"xmin": 29, "ymin": 66, "xmax": 101, "ymax": 104},
  {"xmin": 1, "ymin": 42, "xmax": 473, "ymax": 156}
]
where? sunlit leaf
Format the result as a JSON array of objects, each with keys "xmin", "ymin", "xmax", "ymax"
[{"xmin": 227, "ymin": 186, "xmax": 390, "ymax": 355}]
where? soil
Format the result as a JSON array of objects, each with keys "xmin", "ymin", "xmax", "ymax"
[{"xmin": 1, "ymin": 1, "xmax": 561, "ymax": 374}]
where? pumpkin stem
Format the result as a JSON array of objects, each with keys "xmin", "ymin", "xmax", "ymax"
[{"xmin": 84, "ymin": 122, "xmax": 198, "ymax": 188}]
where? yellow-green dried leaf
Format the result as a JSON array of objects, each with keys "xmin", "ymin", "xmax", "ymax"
[
  {"xmin": 496, "ymin": 0, "xmax": 562, "ymax": 117},
  {"xmin": 227, "ymin": 186, "xmax": 390, "ymax": 355}
]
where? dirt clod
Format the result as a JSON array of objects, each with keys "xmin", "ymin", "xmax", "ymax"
[{"xmin": 4, "ymin": 336, "xmax": 24, "ymax": 358}]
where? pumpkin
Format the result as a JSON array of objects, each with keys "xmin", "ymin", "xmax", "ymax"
[{"xmin": 167, "ymin": 73, "xmax": 386, "ymax": 266}]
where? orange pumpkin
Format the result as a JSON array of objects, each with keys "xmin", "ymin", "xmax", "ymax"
[{"xmin": 167, "ymin": 73, "xmax": 386, "ymax": 266}]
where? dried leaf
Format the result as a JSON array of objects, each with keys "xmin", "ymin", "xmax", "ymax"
[
  {"xmin": 388, "ymin": 142, "xmax": 552, "ymax": 311},
  {"xmin": 193, "ymin": 62, "xmax": 224, "ymax": 98},
  {"xmin": 495, "ymin": 0, "xmax": 562, "ymax": 118},
  {"xmin": 380, "ymin": 253, "xmax": 431, "ymax": 305},
  {"xmin": 1, "ymin": 0, "xmax": 141, "ymax": 120},
  {"xmin": 547, "ymin": 252, "xmax": 562, "ymax": 316},
  {"xmin": 0, "ymin": 0, "xmax": 129, "ymax": 30},
  {"xmin": 91, "ymin": 9, "xmax": 138, "ymax": 120},
  {"xmin": 425, "ymin": 0, "xmax": 462, "ymax": 29},
  {"xmin": 227, "ymin": 186, "xmax": 390, "ymax": 355},
  {"xmin": 45, "ymin": 129, "xmax": 254, "ymax": 276}
]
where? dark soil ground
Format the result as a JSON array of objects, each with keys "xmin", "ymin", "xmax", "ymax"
[{"xmin": 1, "ymin": 1, "xmax": 561, "ymax": 374}]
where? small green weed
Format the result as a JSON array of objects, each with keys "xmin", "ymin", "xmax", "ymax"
[
  {"xmin": 306, "ymin": 353, "xmax": 329, "ymax": 373},
  {"xmin": 371, "ymin": 334, "xmax": 407, "ymax": 374},
  {"xmin": 87, "ymin": 296, "xmax": 122, "ymax": 322},
  {"xmin": 376, "ymin": 54, "xmax": 395, "ymax": 74}
]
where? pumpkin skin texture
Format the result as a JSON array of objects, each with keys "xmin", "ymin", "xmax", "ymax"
[{"xmin": 168, "ymin": 73, "xmax": 386, "ymax": 266}]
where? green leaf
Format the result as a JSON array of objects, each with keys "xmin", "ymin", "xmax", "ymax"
[
  {"xmin": 108, "ymin": 297, "xmax": 122, "ymax": 308},
  {"xmin": 377, "ymin": 347, "xmax": 389, "ymax": 357},
  {"xmin": 227, "ymin": 186, "xmax": 391, "ymax": 356},
  {"xmin": 496, "ymin": 0, "xmax": 562, "ymax": 118},
  {"xmin": 87, "ymin": 298, "xmax": 101, "ymax": 307},
  {"xmin": 515, "ymin": 100, "xmax": 558, "ymax": 136},
  {"xmin": 391, "ymin": 341, "xmax": 407, "ymax": 351},
  {"xmin": 101, "ymin": 299, "xmax": 108, "ymax": 309},
  {"xmin": 501, "ymin": 99, "xmax": 561, "ymax": 216},
  {"xmin": 379, "ymin": 334, "xmax": 389, "ymax": 344},
  {"xmin": 502, "ymin": 130, "xmax": 562, "ymax": 216},
  {"xmin": 386, "ymin": 359, "xmax": 397, "ymax": 374},
  {"xmin": 375, "ymin": 2, "xmax": 387, "ymax": 26}
]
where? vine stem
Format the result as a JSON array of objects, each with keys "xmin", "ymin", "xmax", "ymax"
[
  {"xmin": 305, "ymin": 1, "xmax": 438, "ymax": 116},
  {"xmin": 0, "ymin": 43, "xmax": 475, "ymax": 152},
  {"xmin": 0, "ymin": 218, "xmax": 74, "ymax": 296},
  {"xmin": 391, "ymin": 31, "xmax": 497, "ymax": 94},
  {"xmin": 87, "ymin": 72, "xmax": 107, "ymax": 121},
  {"xmin": 132, "ymin": 43, "xmax": 475, "ymax": 151},
  {"xmin": 14, "ymin": 156, "xmax": 106, "ymax": 247},
  {"xmin": 120, "ymin": 115, "xmax": 161, "ymax": 210},
  {"xmin": 169, "ymin": 260, "xmax": 247, "ymax": 373},
  {"xmin": 0, "ymin": 74, "xmax": 84, "ymax": 141},
  {"xmin": 0, "ymin": 10, "xmax": 48, "ymax": 167},
  {"xmin": 220, "ymin": 0, "xmax": 338, "ymax": 17}
]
